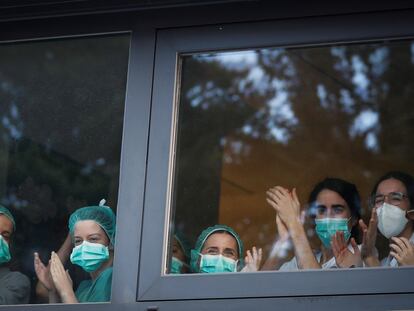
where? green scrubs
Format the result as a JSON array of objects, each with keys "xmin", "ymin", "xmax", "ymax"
[{"xmin": 75, "ymin": 267, "xmax": 112, "ymax": 303}]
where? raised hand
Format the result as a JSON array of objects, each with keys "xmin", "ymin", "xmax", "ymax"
[
  {"xmin": 359, "ymin": 207, "xmax": 380, "ymax": 267},
  {"xmin": 390, "ymin": 237, "xmax": 414, "ymax": 266},
  {"xmin": 267, "ymin": 186, "xmax": 320, "ymax": 269},
  {"xmin": 34, "ymin": 252, "xmax": 55, "ymax": 292},
  {"xmin": 331, "ymin": 232, "xmax": 362, "ymax": 268},
  {"xmin": 241, "ymin": 246, "xmax": 263, "ymax": 272},
  {"xmin": 266, "ymin": 187, "xmax": 300, "ymax": 229},
  {"xmin": 50, "ymin": 251, "xmax": 77, "ymax": 303}
]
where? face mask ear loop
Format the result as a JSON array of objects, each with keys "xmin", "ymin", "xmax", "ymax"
[
  {"xmin": 197, "ymin": 252, "xmax": 203, "ymax": 271},
  {"xmin": 235, "ymin": 259, "xmax": 241, "ymax": 272},
  {"xmin": 404, "ymin": 209, "xmax": 413, "ymax": 220}
]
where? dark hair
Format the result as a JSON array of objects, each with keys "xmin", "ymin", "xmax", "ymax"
[
  {"xmin": 370, "ymin": 171, "xmax": 414, "ymax": 211},
  {"xmin": 308, "ymin": 177, "xmax": 361, "ymax": 240}
]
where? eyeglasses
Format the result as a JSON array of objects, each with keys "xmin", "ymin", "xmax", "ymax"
[{"xmin": 371, "ymin": 192, "xmax": 408, "ymax": 207}]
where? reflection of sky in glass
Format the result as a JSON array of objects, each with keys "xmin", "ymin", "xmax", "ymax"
[
  {"xmin": 267, "ymin": 78, "xmax": 298, "ymax": 143},
  {"xmin": 351, "ymin": 55, "xmax": 370, "ymax": 101},
  {"xmin": 349, "ymin": 109, "xmax": 379, "ymax": 151},
  {"xmin": 369, "ymin": 47, "xmax": 389, "ymax": 78},
  {"xmin": 339, "ymin": 88, "xmax": 355, "ymax": 113},
  {"xmin": 208, "ymin": 50, "xmax": 258, "ymax": 69},
  {"xmin": 2, "ymin": 104, "xmax": 23, "ymax": 140},
  {"xmin": 411, "ymin": 43, "xmax": 414, "ymax": 64},
  {"xmin": 317, "ymin": 84, "xmax": 329, "ymax": 108},
  {"xmin": 331, "ymin": 46, "xmax": 351, "ymax": 79},
  {"xmin": 350, "ymin": 109, "xmax": 378, "ymax": 135},
  {"xmin": 1, "ymin": 80, "xmax": 24, "ymax": 141}
]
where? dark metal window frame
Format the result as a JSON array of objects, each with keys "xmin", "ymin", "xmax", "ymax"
[{"xmin": 139, "ymin": 7, "xmax": 414, "ymax": 305}]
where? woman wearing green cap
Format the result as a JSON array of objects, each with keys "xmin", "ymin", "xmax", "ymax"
[
  {"xmin": 34, "ymin": 200, "xmax": 116, "ymax": 303},
  {"xmin": 190, "ymin": 224, "xmax": 262, "ymax": 273},
  {"xmin": 170, "ymin": 232, "xmax": 190, "ymax": 274},
  {"xmin": 0, "ymin": 205, "xmax": 30, "ymax": 304}
]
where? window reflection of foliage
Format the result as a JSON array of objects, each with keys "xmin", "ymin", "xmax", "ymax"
[
  {"xmin": 0, "ymin": 35, "xmax": 129, "ymax": 286},
  {"xmin": 174, "ymin": 55, "xmax": 262, "ymax": 243}
]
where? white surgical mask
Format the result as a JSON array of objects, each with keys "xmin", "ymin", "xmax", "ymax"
[{"xmin": 377, "ymin": 202, "xmax": 408, "ymax": 238}]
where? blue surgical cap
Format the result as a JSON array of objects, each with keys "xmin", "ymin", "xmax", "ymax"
[
  {"xmin": 68, "ymin": 200, "xmax": 116, "ymax": 246},
  {"xmin": 0, "ymin": 205, "xmax": 16, "ymax": 232},
  {"xmin": 190, "ymin": 224, "xmax": 244, "ymax": 272}
]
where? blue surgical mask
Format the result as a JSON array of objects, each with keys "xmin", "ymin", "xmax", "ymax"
[
  {"xmin": 70, "ymin": 241, "xmax": 109, "ymax": 272},
  {"xmin": 0, "ymin": 235, "xmax": 11, "ymax": 264},
  {"xmin": 170, "ymin": 256, "xmax": 187, "ymax": 274},
  {"xmin": 199, "ymin": 254, "xmax": 238, "ymax": 273},
  {"xmin": 315, "ymin": 218, "xmax": 351, "ymax": 248}
]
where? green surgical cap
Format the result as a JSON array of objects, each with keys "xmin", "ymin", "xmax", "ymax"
[
  {"xmin": 0, "ymin": 205, "xmax": 15, "ymax": 232},
  {"xmin": 190, "ymin": 224, "xmax": 244, "ymax": 272},
  {"xmin": 68, "ymin": 200, "xmax": 116, "ymax": 246},
  {"xmin": 174, "ymin": 231, "xmax": 190, "ymax": 260}
]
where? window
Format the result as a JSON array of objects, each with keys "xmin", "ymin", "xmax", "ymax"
[
  {"xmin": 168, "ymin": 39, "xmax": 414, "ymax": 274},
  {"xmin": 0, "ymin": 34, "xmax": 129, "ymax": 304},
  {"xmin": 4, "ymin": 4, "xmax": 413, "ymax": 311},
  {"xmin": 139, "ymin": 10, "xmax": 414, "ymax": 302}
]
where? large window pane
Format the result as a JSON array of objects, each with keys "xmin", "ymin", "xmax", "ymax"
[
  {"xmin": 167, "ymin": 39, "xmax": 414, "ymax": 274},
  {"xmin": 0, "ymin": 34, "xmax": 129, "ymax": 304}
]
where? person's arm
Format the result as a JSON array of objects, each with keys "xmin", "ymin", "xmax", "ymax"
[
  {"xmin": 359, "ymin": 207, "xmax": 380, "ymax": 267},
  {"xmin": 57, "ymin": 233, "xmax": 74, "ymax": 263},
  {"xmin": 266, "ymin": 187, "xmax": 320, "ymax": 270},
  {"xmin": 261, "ymin": 215, "xmax": 292, "ymax": 270}
]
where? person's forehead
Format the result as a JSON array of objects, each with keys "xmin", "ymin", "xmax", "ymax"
[
  {"xmin": 316, "ymin": 189, "xmax": 347, "ymax": 206},
  {"xmin": 377, "ymin": 178, "xmax": 406, "ymax": 194},
  {"xmin": 0, "ymin": 214, "xmax": 13, "ymax": 232},
  {"xmin": 74, "ymin": 220, "xmax": 104, "ymax": 235},
  {"xmin": 203, "ymin": 232, "xmax": 237, "ymax": 250}
]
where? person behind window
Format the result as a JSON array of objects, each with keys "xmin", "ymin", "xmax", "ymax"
[
  {"xmin": 34, "ymin": 200, "xmax": 115, "ymax": 303},
  {"xmin": 0, "ymin": 205, "xmax": 30, "ymax": 304},
  {"xmin": 266, "ymin": 178, "xmax": 362, "ymax": 270},
  {"xmin": 361, "ymin": 171, "xmax": 414, "ymax": 267},
  {"xmin": 190, "ymin": 224, "xmax": 262, "ymax": 273},
  {"xmin": 170, "ymin": 232, "xmax": 190, "ymax": 274}
]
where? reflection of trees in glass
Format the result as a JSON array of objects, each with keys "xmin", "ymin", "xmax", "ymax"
[
  {"xmin": 174, "ymin": 40, "xmax": 414, "ymax": 257},
  {"xmin": 174, "ymin": 54, "xmax": 260, "ymax": 243},
  {"xmin": 0, "ymin": 35, "xmax": 129, "ymax": 286}
]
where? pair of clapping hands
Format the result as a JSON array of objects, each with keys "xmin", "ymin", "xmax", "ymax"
[
  {"xmin": 360, "ymin": 207, "xmax": 414, "ymax": 266},
  {"xmin": 34, "ymin": 251, "xmax": 74, "ymax": 302}
]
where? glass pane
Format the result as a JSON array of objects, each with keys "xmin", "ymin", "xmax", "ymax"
[
  {"xmin": 167, "ymin": 39, "xmax": 414, "ymax": 274},
  {"xmin": 0, "ymin": 34, "xmax": 129, "ymax": 304}
]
